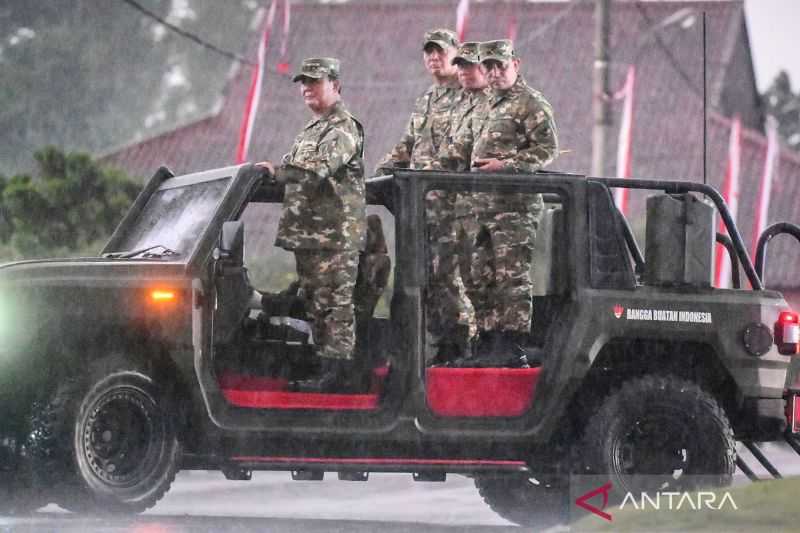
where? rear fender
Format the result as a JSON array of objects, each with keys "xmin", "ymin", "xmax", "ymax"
[{"xmin": 570, "ymin": 339, "xmax": 739, "ymax": 432}]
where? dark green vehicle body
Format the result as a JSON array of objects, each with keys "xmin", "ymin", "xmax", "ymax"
[{"xmin": 0, "ymin": 164, "xmax": 797, "ymax": 520}]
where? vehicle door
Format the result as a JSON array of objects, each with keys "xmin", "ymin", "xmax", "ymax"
[{"xmin": 404, "ymin": 171, "xmax": 574, "ymax": 435}]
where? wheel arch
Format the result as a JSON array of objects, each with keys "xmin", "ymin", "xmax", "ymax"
[
  {"xmin": 84, "ymin": 327, "xmax": 192, "ymax": 437},
  {"xmin": 565, "ymin": 338, "xmax": 741, "ymax": 438},
  {"xmin": 38, "ymin": 321, "xmax": 193, "ymax": 440}
]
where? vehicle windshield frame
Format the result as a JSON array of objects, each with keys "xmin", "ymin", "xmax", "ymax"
[{"xmin": 105, "ymin": 167, "xmax": 238, "ymax": 263}]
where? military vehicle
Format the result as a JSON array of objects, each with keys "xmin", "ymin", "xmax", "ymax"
[{"xmin": 1, "ymin": 164, "xmax": 798, "ymax": 526}]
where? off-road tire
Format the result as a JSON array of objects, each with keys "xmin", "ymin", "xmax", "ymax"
[
  {"xmin": 474, "ymin": 475, "xmax": 570, "ymax": 528},
  {"xmin": 27, "ymin": 356, "xmax": 181, "ymax": 514},
  {"xmin": 582, "ymin": 374, "xmax": 735, "ymax": 494}
]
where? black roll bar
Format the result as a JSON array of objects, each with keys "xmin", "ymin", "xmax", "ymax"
[
  {"xmin": 715, "ymin": 233, "xmax": 741, "ymax": 289},
  {"xmin": 596, "ymin": 177, "xmax": 763, "ymax": 290},
  {"xmin": 754, "ymin": 222, "xmax": 800, "ymax": 286},
  {"xmin": 615, "ymin": 209, "xmax": 645, "ymax": 275}
]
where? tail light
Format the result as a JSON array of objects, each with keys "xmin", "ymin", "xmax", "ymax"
[
  {"xmin": 774, "ymin": 310, "xmax": 800, "ymax": 355},
  {"xmin": 787, "ymin": 391, "xmax": 800, "ymax": 434}
]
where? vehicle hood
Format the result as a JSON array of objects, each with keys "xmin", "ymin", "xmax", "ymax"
[{"xmin": 0, "ymin": 257, "xmax": 189, "ymax": 285}]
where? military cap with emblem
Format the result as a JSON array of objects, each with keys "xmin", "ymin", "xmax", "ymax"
[
  {"xmin": 479, "ymin": 40, "xmax": 516, "ymax": 65},
  {"xmin": 451, "ymin": 41, "xmax": 481, "ymax": 65},
  {"xmin": 422, "ymin": 28, "xmax": 459, "ymax": 51},
  {"xmin": 292, "ymin": 57, "xmax": 340, "ymax": 82}
]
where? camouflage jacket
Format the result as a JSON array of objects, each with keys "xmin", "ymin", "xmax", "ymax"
[
  {"xmin": 275, "ymin": 101, "xmax": 366, "ymax": 251},
  {"xmin": 440, "ymin": 88, "xmax": 492, "ymax": 166},
  {"xmin": 430, "ymin": 87, "xmax": 491, "ymax": 215},
  {"xmin": 377, "ymin": 79, "xmax": 461, "ymax": 172},
  {"xmin": 449, "ymin": 76, "xmax": 558, "ymax": 172},
  {"xmin": 423, "ymin": 87, "xmax": 490, "ymax": 168},
  {"xmin": 444, "ymin": 76, "xmax": 558, "ymax": 214}
]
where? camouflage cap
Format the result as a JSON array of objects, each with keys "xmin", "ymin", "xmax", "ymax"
[
  {"xmin": 423, "ymin": 28, "xmax": 459, "ymax": 51},
  {"xmin": 452, "ymin": 41, "xmax": 481, "ymax": 65},
  {"xmin": 479, "ymin": 39, "xmax": 516, "ymax": 64},
  {"xmin": 292, "ymin": 57, "xmax": 340, "ymax": 82}
]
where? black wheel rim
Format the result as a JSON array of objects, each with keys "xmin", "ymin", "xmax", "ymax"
[
  {"xmin": 81, "ymin": 387, "xmax": 163, "ymax": 488},
  {"xmin": 610, "ymin": 405, "xmax": 695, "ymax": 490}
]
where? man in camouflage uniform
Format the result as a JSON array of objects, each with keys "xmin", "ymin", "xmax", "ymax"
[
  {"xmin": 424, "ymin": 41, "xmax": 491, "ymax": 364},
  {"xmin": 257, "ymin": 57, "xmax": 366, "ymax": 392},
  {"xmin": 376, "ymin": 29, "xmax": 469, "ymax": 362},
  {"xmin": 377, "ymin": 28, "xmax": 460, "ymax": 172},
  {"xmin": 441, "ymin": 40, "xmax": 558, "ymax": 363}
]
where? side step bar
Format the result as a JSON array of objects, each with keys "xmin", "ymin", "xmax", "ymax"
[
  {"xmin": 736, "ymin": 434, "xmax": 800, "ymax": 481},
  {"xmin": 229, "ymin": 456, "xmax": 530, "ymax": 477}
]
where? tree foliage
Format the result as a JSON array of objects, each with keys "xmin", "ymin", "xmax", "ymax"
[
  {"xmin": 762, "ymin": 70, "xmax": 800, "ymax": 151},
  {"xmin": 0, "ymin": 147, "xmax": 140, "ymax": 260},
  {"xmin": 0, "ymin": 0, "xmax": 259, "ymax": 176}
]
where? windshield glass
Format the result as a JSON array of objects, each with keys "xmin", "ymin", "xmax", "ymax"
[{"xmin": 112, "ymin": 176, "xmax": 231, "ymax": 258}]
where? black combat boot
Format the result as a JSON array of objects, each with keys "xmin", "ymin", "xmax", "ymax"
[
  {"xmin": 452, "ymin": 331, "xmax": 530, "ymax": 368},
  {"xmin": 493, "ymin": 331, "xmax": 532, "ymax": 368},
  {"xmin": 292, "ymin": 359, "xmax": 362, "ymax": 393},
  {"xmin": 289, "ymin": 358, "xmax": 347, "ymax": 393},
  {"xmin": 431, "ymin": 325, "xmax": 476, "ymax": 366},
  {"xmin": 430, "ymin": 343, "xmax": 458, "ymax": 367}
]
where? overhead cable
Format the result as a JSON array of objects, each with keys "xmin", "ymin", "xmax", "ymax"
[
  {"xmin": 634, "ymin": 2, "xmax": 704, "ymax": 101},
  {"xmin": 119, "ymin": 0, "xmax": 254, "ymax": 66}
]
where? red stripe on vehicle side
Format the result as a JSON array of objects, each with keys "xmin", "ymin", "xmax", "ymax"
[{"xmin": 231, "ymin": 456, "xmax": 526, "ymax": 466}]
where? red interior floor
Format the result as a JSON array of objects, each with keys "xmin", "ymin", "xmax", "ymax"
[
  {"xmin": 219, "ymin": 365, "xmax": 539, "ymax": 416},
  {"xmin": 218, "ymin": 365, "xmax": 389, "ymax": 411}
]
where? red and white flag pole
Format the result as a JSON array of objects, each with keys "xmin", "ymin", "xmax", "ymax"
[
  {"xmin": 456, "ymin": 0, "xmax": 469, "ymax": 42},
  {"xmin": 613, "ymin": 66, "xmax": 636, "ymax": 215},
  {"xmin": 277, "ymin": 0, "xmax": 292, "ymax": 74},
  {"xmin": 751, "ymin": 116, "xmax": 780, "ymax": 255},
  {"xmin": 506, "ymin": 14, "xmax": 518, "ymax": 41},
  {"xmin": 714, "ymin": 115, "xmax": 742, "ymax": 288},
  {"xmin": 236, "ymin": 0, "xmax": 278, "ymax": 164}
]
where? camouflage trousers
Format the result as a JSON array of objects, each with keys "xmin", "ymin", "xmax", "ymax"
[
  {"xmin": 460, "ymin": 207, "xmax": 540, "ymax": 333},
  {"xmin": 425, "ymin": 190, "xmax": 477, "ymax": 344},
  {"xmin": 294, "ymin": 249, "xmax": 359, "ymax": 360}
]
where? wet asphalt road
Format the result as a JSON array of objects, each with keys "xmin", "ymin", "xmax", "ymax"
[
  {"xmin": 2, "ymin": 472, "xmax": 515, "ymax": 532},
  {"xmin": 1, "ymin": 442, "xmax": 798, "ymax": 532}
]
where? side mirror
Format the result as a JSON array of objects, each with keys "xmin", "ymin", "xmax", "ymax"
[{"xmin": 214, "ymin": 221, "xmax": 244, "ymax": 265}]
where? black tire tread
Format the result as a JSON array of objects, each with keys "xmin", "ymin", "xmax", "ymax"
[
  {"xmin": 474, "ymin": 476, "xmax": 568, "ymax": 528},
  {"xmin": 73, "ymin": 368, "xmax": 181, "ymax": 514},
  {"xmin": 581, "ymin": 374, "xmax": 735, "ymax": 487}
]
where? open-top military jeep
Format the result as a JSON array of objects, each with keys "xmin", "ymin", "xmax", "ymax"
[{"xmin": 1, "ymin": 164, "xmax": 798, "ymax": 527}]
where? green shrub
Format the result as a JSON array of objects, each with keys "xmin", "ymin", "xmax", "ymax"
[{"xmin": 0, "ymin": 147, "xmax": 139, "ymax": 261}]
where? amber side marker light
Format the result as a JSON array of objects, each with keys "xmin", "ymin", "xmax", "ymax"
[{"xmin": 151, "ymin": 290, "xmax": 176, "ymax": 303}]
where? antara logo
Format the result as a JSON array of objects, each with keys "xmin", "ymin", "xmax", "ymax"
[
  {"xmin": 575, "ymin": 482, "xmax": 739, "ymax": 522},
  {"xmin": 576, "ymin": 482, "xmax": 613, "ymax": 521},
  {"xmin": 613, "ymin": 304, "xmax": 624, "ymax": 319}
]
